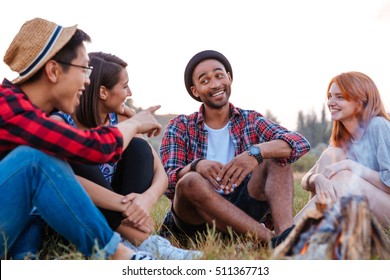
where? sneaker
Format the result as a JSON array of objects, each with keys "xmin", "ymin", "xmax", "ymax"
[
  {"xmin": 158, "ymin": 210, "xmax": 175, "ymax": 239},
  {"xmin": 130, "ymin": 251, "xmax": 156, "ymax": 260},
  {"xmin": 122, "ymin": 239, "xmax": 138, "ymax": 251},
  {"xmin": 138, "ymin": 235, "xmax": 202, "ymax": 260},
  {"xmin": 271, "ymin": 225, "xmax": 295, "ymax": 248}
]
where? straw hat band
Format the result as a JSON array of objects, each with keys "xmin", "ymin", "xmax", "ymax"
[
  {"xmin": 19, "ymin": 25, "xmax": 64, "ymax": 78},
  {"xmin": 3, "ymin": 18, "xmax": 77, "ymax": 84}
]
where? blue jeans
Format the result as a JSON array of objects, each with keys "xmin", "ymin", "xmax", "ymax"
[{"xmin": 0, "ymin": 146, "xmax": 121, "ymax": 259}]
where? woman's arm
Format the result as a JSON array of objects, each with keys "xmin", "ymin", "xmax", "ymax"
[
  {"xmin": 301, "ymin": 164, "xmax": 317, "ymax": 192},
  {"xmin": 121, "ymin": 145, "xmax": 168, "ymax": 225},
  {"xmin": 76, "ymin": 176, "xmax": 128, "ymax": 212},
  {"xmin": 354, "ymin": 163, "xmax": 390, "ymax": 193},
  {"xmin": 322, "ymin": 159, "xmax": 390, "ymax": 194},
  {"xmin": 143, "ymin": 145, "xmax": 169, "ymax": 203}
]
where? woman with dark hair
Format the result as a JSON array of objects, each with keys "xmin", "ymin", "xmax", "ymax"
[
  {"xmin": 295, "ymin": 71, "xmax": 390, "ymax": 225},
  {"xmin": 51, "ymin": 52, "xmax": 201, "ymax": 260}
]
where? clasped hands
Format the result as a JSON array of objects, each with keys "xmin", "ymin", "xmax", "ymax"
[
  {"xmin": 120, "ymin": 193, "xmax": 155, "ymax": 234},
  {"xmin": 313, "ymin": 159, "xmax": 355, "ymax": 205},
  {"xmin": 195, "ymin": 152, "xmax": 259, "ymax": 195}
]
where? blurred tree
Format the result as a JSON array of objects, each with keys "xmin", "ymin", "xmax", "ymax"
[
  {"xmin": 296, "ymin": 105, "xmax": 331, "ymax": 148},
  {"xmin": 264, "ymin": 109, "xmax": 280, "ymax": 124}
]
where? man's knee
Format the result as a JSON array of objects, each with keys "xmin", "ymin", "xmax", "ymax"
[
  {"xmin": 177, "ymin": 173, "xmax": 200, "ymax": 193},
  {"xmin": 264, "ymin": 159, "xmax": 293, "ymax": 178},
  {"xmin": 176, "ymin": 173, "xmax": 213, "ymax": 201},
  {"xmin": 250, "ymin": 160, "xmax": 293, "ymax": 190},
  {"xmin": 11, "ymin": 145, "xmax": 42, "ymax": 157},
  {"xmin": 5, "ymin": 146, "xmax": 57, "ymax": 166}
]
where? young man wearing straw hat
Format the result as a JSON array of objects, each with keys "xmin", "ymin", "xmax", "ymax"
[
  {"xmin": 0, "ymin": 18, "xmax": 162, "ymax": 260},
  {"xmin": 159, "ymin": 50, "xmax": 311, "ymax": 248}
]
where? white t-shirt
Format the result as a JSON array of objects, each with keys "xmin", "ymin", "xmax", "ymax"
[
  {"xmin": 204, "ymin": 122, "xmax": 235, "ymax": 164},
  {"xmin": 204, "ymin": 122, "xmax": 235, "ymax": 194}
]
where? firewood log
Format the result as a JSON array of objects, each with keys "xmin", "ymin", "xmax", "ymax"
[{"xmin": 272, "ymin": 195, "xmax": 390, "ymax": 260}]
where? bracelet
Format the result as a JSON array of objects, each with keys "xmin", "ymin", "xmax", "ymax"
[
  {"xmin": 190, "ymin": 158, "xmax": 204, "ymax": 172},
  {"xmin": 305, "ymin": 173, "xmax": 316, "ymax": 190}
]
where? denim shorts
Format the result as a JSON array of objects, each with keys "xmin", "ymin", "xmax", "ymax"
[{"xmin": 170, "ymin": 176, "xmax": 270, "ymax": 236}]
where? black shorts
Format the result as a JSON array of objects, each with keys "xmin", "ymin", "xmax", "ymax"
[{"xmin": 170, "ymin": 176, "xmax": 270, "ymax": 236}]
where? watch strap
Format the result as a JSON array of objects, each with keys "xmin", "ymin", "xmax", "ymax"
[
  {"xmin": 190, "ymin": 158, "xmax": 204, "ymax": 172},
  {"xmin": 248, "ymin": 146, "xmax": 263, "ymax": 164}
]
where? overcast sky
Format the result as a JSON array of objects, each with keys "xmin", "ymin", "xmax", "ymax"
[{"xmin": 1, "ymin": 0, "xmax": 390, "ymax": 129}]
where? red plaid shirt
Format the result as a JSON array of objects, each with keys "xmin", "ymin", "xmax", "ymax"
[
  {"xmin": 159, "ymin": 103, "xmax": 311, "ymax": 200},
  {"xmin": 0, "ymin": 79, "xmax": 123, "ymax": 163}
]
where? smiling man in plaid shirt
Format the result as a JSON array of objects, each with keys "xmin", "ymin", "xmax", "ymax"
[{"xmin": 159, "ymin": 50, "xmax": 311, "ymax": 248}]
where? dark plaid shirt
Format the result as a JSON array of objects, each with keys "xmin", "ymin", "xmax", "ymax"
[
  {"xmin": 0, "ymin": 79, "xmax": 123, "ymax": 163},
  {"xmin": 159, "ymin": 103, "xmax": 311, "ymax": 200}
]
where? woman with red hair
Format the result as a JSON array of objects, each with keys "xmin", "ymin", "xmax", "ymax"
[{"xmin": 295, "ymin": 71, "xmax": 390, "ymax": 226}]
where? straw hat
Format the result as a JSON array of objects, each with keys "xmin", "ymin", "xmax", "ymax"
[{"xmin": 3, "ymin": 18, "xmax": 77, "ymax": 84}]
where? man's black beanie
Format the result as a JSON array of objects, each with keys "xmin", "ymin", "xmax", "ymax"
[{"xmin": 184, "ymin": 50, "xmax": 233, "ymax": 102}]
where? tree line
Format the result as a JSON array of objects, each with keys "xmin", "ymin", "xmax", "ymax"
[
  {"xmin": 296, "ymin": 105, "xmax": 332, "ymax": 149},
  {"xmin": 264, "ymin": 106, "xmax": 332, "ymax": 173}
]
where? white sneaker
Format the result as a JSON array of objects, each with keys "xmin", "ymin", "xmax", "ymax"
[
  {"xmin": 125, "ymin": 235, "xmax": 202, "ymax": 260},
  {"xmin": 130, "ymin": 251, "xmax": 156, "ymax": 260},
  {"xmin": 122, "ymin": 239, "xmax": 138, "ymax": 251}
]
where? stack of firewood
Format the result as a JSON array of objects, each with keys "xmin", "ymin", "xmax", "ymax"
[{"xmin": 272, "ymin": 195, "xmax": 390, "ymax": 259}]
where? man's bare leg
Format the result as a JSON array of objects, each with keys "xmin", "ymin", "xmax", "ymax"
[
  {"xmin": 173, "ymin": 173, "xmax": 274, "ymax": 241},
  {"xmin": 248, "ymin": 159, "xmax": 294, "ymax": 235}
]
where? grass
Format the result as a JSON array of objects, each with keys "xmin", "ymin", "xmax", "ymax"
[
  {"xmin": 23, "ymin": 173, "xmax": 390, "ymax": 259},
  {"xmin": 156, "ymin": 172, "xmax": 310, "ymax": 260},
  {"xmin": 37, "ymin": 173, "xmax": 308, "ymax": 260}
]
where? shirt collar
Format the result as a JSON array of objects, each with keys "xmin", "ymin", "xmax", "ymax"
[{"xmin": 197, "ymin": 102, "xmax": 242, "ymax": 125}]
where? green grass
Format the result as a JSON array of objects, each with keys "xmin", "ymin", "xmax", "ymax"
[
  {"xmin": 17, "ymin": 173, "xmax": 390, "ymax": 259},
  {"xmin": 35, "ymin": 173, "xmax": 307, "ymax": 260},
  {"xmin": 292, "ymin": 173, "xmax": 310, "ymax": 216}
]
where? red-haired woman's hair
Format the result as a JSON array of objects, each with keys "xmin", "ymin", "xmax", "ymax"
[{"xmin": 327, "ymin": 71, "xmax": 390, "ymax": 148}]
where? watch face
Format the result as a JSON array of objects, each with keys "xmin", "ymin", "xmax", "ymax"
[{"xmin": 249, "ymin": 146, "xmax": 260, "ymax": 155}]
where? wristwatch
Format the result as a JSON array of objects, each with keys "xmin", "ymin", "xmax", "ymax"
[
  {"xmin": 248, "ymin": 146, "xmax": 263, "ymax": 164},
  {"xmin": 190, "ymin": 158, "xmax": 204, "ymax": 172}
]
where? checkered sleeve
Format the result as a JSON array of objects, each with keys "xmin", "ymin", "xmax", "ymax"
[
  {"xmin": 159, "ymin": 116, "xmax": 188, "ymax": 200},
  {"xmin": 255, "ymin": 115, "xmax": 311, "ymax": 164},
  {"xmin": 0, "ymin": 87, "xmax": 123, "ymax": 163}
]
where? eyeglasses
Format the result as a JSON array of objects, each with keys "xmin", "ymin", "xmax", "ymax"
[{"xmin": 56, "ymin": 61, "xmax": 93, "ymax": 79}]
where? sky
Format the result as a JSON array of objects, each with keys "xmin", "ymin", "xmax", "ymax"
[{"xmin": 1, "ymin": 0, "xmax": 390, "ymax": 129}]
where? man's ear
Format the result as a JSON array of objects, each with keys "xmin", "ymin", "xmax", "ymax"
[
  {"xmin": 45, "ymin": 60, "xmax": 60, "ymax": 83},
  {"xmin": 99, "ymin": 86, "xmax": 107, "ymax": 100},
  {"xmin": 191, "ymin": 86, "xmax": 199, "ymax": 99},
  {"xmin": 227, "ymin": 72, "xmax": 232, "ymax": 82}
]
